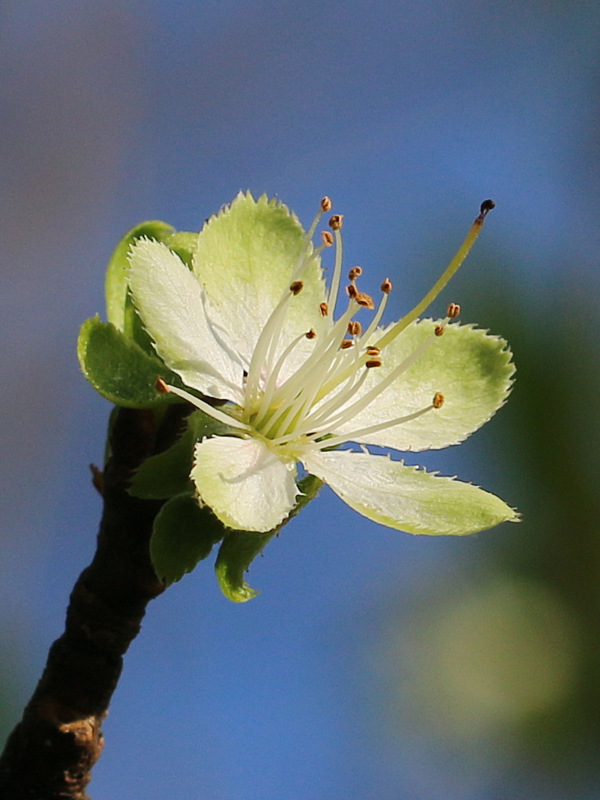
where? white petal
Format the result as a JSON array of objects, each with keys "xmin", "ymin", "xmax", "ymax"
[
  {"xmin": 333, "ymin": 320, "xmax": 514, "ymax": 451},
  {"xmin": 128, "ymin": 239, "xmax": 244, "ymax": 401},
  {"xmin": 303, "ymin": 449, "xmax": 519, "ymax": 535},
  {"xmin": 191, "ymin": 436, "xmax": 299, "ymax": 532},
  {"xmin": 192, "ymin": 192, "xmax": 328, "ymax": 372}
]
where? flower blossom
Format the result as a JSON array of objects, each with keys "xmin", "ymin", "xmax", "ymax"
[{"xmin": 127, "ymin": 192, "xmax": 517, "ymax": 534}]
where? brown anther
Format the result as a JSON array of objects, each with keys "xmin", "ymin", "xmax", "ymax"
[
  {"xmin": 356, "ymin": 291, "xmax": 375, "ymax": 310},
  {"xmin": 475, "ymin": 199, "xmax": 495, "ymax": 225},
  {"xmin": 306, "ymin": 328, "xmax": 317, "ymax": 339},
  {"xmin": 433, "ymin": 392, "xmax": 445, "ymax": 409},
  {"xmin": 366, "ymin": 346, "xmax": 380, "ymax": 356},
  {"xmin": 340, "ymin": 339, "xmax": 354, "ymax": 349},
  {"xmin": 319, "ymin": 301, "xmax": 329, "ymax": 316},
  {"xmin": 365, "ymin": 358, "xmax": 383, "ymax": 369},
  {"xmin": 346, "ymin": 283, "xmax": 358, "ymax": 299},
  {"xmin": 447, "ymin": 302, "xmax": 460, "ymax": 318},
  {"xmin": 328, "ymin": 214, "xmax": 344, "ymax": 231},
  {"xmin": 347, "ymin": 320, "xmax": 362, "ymax": 336},
  {"xmin": 321, "ymin": 231, "xmax": 334, "ymax": 247},
  {"xmin": 156, "ymin": 377, "xmax": 170, "ymax": 394},
  {"xmin": 321, "ymin": 196, "xmax": 333, "ymax": 212},
  {"xmin": 348, "ymin": 266, "xmax": 363, "ymax": 281},
  {"xmin": 380, "ymin": 278, "xmax": 393, "ymax": 294},
  {"xmin": 434, "ymin": 325, "xmax": 445, "ymax": 337},
  {"xmin": 290, "ymin": 280, "xmax": 304, "ymax": 295}
]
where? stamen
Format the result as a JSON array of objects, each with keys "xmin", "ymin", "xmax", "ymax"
[
  {"xmin": 346, "ymin": 284, "xmax": 358, "ymax": 299},
  {"xmin": 433, "ymin": 392, "xmax": 445, "ymax": 409},
  {"xmin": 380, "ymin": 278, "xmax": 393, "ymax": 294},
  {"xmin": 447, "ymin": 302, "xmax": 460, "ymax": 318},
  {"xmin": 375, "ymin": 201, "xmax": 494, "ymax": 350},
  {"xmin": 156, "ymin": 377, "xmax": 170, "ymax": 394},
  {"xmin": 348, "ymin": 266, "xmax": 363, "ymax": 281},
  {"xmin": 320, "ymin": 302, "xmax": 329, "ymax": 316},
  {"xmin": 366, "ymin": 346, "xmax": 380, "ymax": 356},
  {"xmin": 290, "ymin": 280, "xmax": 304, "ymax": 295},
  {"xmin": 304, "ymin": 402, "xmax": 445, "ymax": 451},
  {"xmin": 347, "ymin": 321, "xmax": 362, "ymax": 336},
  {"xmin": 434, "ymin": 325, "xmax": 444, "ymax": 337},
  {"xmin": 321, "ymin": 196, "xmax": 333, "ymax": 212},
  {"xmin": 306, "ymin": 328, "xmax": 317, "ymax": 339},
  {"xmin": 321, "ymin": 231, "xmax": 334, "ymax": 247},
  {"xmin": 340, "ymin": 339, "xmax": 354, "ymax": 349},
  {"xmin": 365, "ymin": 358, "xmax": 382, "ymax": 368},
  {"xmin": 355, "ymin": 291, "xmax": 375, "ymax": 309},
  {"xmin": 162, "ymin": 383, "xmax": 251, "ymax": 431},
  {"xmin": 328, "ymin": 214, "xmax": 344, "ymax": 231}
]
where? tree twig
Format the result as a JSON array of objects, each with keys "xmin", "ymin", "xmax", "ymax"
[{"xmin": 0, "ymin": 406, "xmax": 176, "ymax": 799}]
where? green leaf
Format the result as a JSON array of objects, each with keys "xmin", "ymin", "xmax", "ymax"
[
  {"xmin": 215, "ymin": 474, "xmax": 323, "ymax": 602},
  {"xmin": 105, "ymin": 220, "xmax": 175, "ymax": 335},
  {"xmin": 77, "ymin": 316, "xmax": 179, "ymax": 407},
  {"xmin": 130, "ymin": 409, "xmax": 234, "ymax": 499},
  {"xmin": 150, "ymin": 493, "xmax": 226, "ymax": 585}
]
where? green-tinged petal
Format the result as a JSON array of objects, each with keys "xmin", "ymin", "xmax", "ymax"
[
  {"xmin": 150, "ymin": 493, "xmax": 225, "ymax": 585},
  {"xmin": 130, "ymin": 409, "xmax": 235, "ymax": 499},
  {"xmin": 215, "ymin": 474, "xmax": 323, "ymax": 602},
  {"xmin": 334, "ymin": 320, "xmax": 514, "ymax": 451},
  {"xmin": 191, "ymin": 435, "xmax": 299, "ymax": 532},
  {"xmin": 128, "ymin": 238, "xmax": 244, "ymax": 402},
  {"xmin": 192, "ymin": 192, "xmax": 327, "ymax": 371},
  {"xmin": 303, "ymin": 449, "xmax": 519, "ymax": 535},
  {"xmin": 77, "ymin": 316, "xmax": 180, "ymax": 407},
  {"xmin": 105, "ymin": 220, "xmax": 175, "ymax": 335}
]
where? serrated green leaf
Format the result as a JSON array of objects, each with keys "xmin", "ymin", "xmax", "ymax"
[
  {"xmin": 215, "ymin": 474, "xmax": 323, "ymax": 602},
  {"xmin": 105, "ymin": 220, "xmax": 175, "ymax": 334},
  {"xmin": 130, "ymin": 409, "xmax": 234, "ymax": 499},
  {"xmin": 77, "ymin": 316, "xmax": 179, "ymax": 407},
  {"xmin": 150, "ymin": 493, "xmax": 226, "ymax": 585}
]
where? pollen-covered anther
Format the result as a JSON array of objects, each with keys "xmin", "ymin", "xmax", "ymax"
[
  {"xmin": 346, "ymin": 283, "xmax": 358, "ymax": 300},
  {"xmin": 340, "ymin": 339, "xmax": 354, "ymax": 349},
  {"xmin": 321, "ymin": 196, "xmax": 333, "ymax": 212},
  {"xmin": 475, "ymin": 199, "xmax": 495, "ymax": 225},
  {"xmin": 156, "ymin": 377, "xmax": 170, "ymax": 394},
  {"xmin": 447, "ymin": 302, "xmax": 461, "ymax": 318},
  {"xmin": 305, "ymin": 328, "xmax": 317, "ymax": 339},
  {"xmin": 365, "ymin": 358, "xmax": 383, "ymax": 368},
  {"xmin": 348, "ymin": 320, "xmax": 362, "ymax": 336},
  {"xmin": 366, "ymin": 346, "xmax": 380, "ymax": 356},
  {"xmin": 328, "ymin": 214, "xmax": 344, "ymax": 231},
  {"xmin": 321, "ymin": 231, "xmax": 334, "ymax": 247},
  {"xmin": 348, "ymin": 266, "xmax": 363, "ymax": 281},
  {"xmin": 433, "ymin": 392, "xmax": 445, "ymax": 409},
  {"xmin": 434, "ymin": 325, "xmax": 445, "ymax": 337},
  {"xmin": 380, "ymin": 278, "xmax": 393, "ymax": 294},
  {"xmin": 289, "ymin": 280, "xmax": 304, "ymax": 295},
  {"xmin": 319, "ymin": 301, "xmax": 329, "ymax": 316},
  {"xmin": 356, "ymin": 291, "xmax": 375, "ymax": 310}
]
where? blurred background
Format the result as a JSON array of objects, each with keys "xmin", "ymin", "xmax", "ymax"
[{"xmin": 1, "ymin": 1, "xmax": 599, "ymax": 797}]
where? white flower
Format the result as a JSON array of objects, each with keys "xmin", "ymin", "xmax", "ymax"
[{"xmin": 128, "ymin": 192, "xmax": 517, "ymax": 534}]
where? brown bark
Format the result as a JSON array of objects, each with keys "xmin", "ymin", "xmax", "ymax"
[{"xmin": 0, "ymin": 406, "xmax": 179, "ymax": 798}]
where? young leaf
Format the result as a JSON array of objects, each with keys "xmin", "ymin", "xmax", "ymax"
[
  {"xmin": 77, "ymin": 317, "xmax": 179, "ymax": 408},
  {"xmin": 215, "ymin": 475, "xmax": 323, "ymax": 602},
  {"xmin": 150, "ymin": 494, "xmax": 226, "ymax": 585}
]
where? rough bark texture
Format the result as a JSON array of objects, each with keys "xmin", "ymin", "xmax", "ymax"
[{"xmin": 0, "ymin": 406, "xmax": 182, "ymax": 799}]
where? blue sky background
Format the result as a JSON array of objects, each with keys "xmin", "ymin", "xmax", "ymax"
[{"xmin": 1, "ymin": 1, "xmax": 600, "ymax": 798}]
